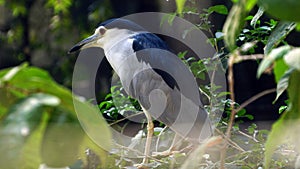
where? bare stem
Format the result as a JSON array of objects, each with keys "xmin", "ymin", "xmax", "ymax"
[
  {"xmin": 220, "ymin": 54, "xmax": 236, "ymax": 169},
  {"xmin": 235, "ymin": 88, "xmax": 276, "ymax": 113},
  {"xmin": 219, "ymin": 52, "xmax": 275, "ymax": 168},
  {"xmin": 233, "ymin": 54, "xmax": 265, "ymax": 63}
]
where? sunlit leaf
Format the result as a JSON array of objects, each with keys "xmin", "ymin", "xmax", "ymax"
[
  {"xmin": 240, "ymin": 41, "xmax": 257, "ymax": 52},
  {"xmin": 250, "ymin": 7, "xmax": 264, "ymax": 27},
  {"xmin": 207, "ymin": 5, "xmax": 228, "ymax": 15},
  {"xmin": 4, "ymin": 67, "xmax": 76, "ymax": 116},
  {"xmin": 296, "ymin": 23, "xmax": 300, "ymax": 31},
  {"xmin": 245, "ymin": 0, "xmax": 258, "ymax": 11},
  {"xmin": 175, "ymin": 0, "xmax": 187, "ymax": 16},
  {"xmin": 46, "ymin": 0, "xmax": 72, "ymax": 14},
  {"xmin": 274, "ymin": 68, "xmax": 294, "ymax": 102},
  {"xmin": 0, "ymin": 63, "xmax": 28, "ymax": 87},
  {"xmin": 264, "ymin": 115, "xmax": 287, "ymax": 169},
  {"xmin": 19, "ymin": 114, "xmax": 48, "ymax": 169},
  {"xmin": 0, "ymin": 66, "xmax": 112, "ymax": 168},
  {"xmin": 278, "ymin": 105, "xmax": 287, "ymax": 114},
  {"xmin": 73, "ymin": 98, "xmax": 112, "ymax": 151},
  {"xmin": 222, "ymin": 0, "xmax": 248, "ymax": 51},
  {"xmin": 257, "ymin": 45, "xmax": 291, "ymax": 78},
  {"xmin": 41, "ymin": 110, "xmax": 84, "ymax": 167},
  {"xmin": 11, "ymin": 4, "xmax": 27, "ymax": 16},
  {"xmin": 264, "ymin": 22, "xmax": 296, "ymax": 54},
  {"xmin": 284, "ymin": 48, "xmax": 300, "ymax": 71},
  {"xmin": 0, "ymin": 93, "xmax": 59, "ymax": 168},
  {"xmin": 273, "ymin": 58, "xmax": 289, "ymax": 83},
  {"xmin": 264, "ymin": 71, "xmax": 300, "ymax": 168}
]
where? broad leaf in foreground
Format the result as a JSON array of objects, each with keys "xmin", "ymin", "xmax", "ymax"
[
  {"xmin": 0, "ymin": 93, "xmax": 60, "ymax": 168},
  {"xmin": 264, "ymin": 71, "xmax": 300, "ymax": 168}
]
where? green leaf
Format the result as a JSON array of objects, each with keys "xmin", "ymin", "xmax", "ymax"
[
  {"xmin": 284, "ymin": 48, "xmax": 300, "ymax": 71},
  {"xmin": 245, "ymin": 114, "xmax": 254, "ymax": 120},
  {"xmin": 264, "ymin": 71, "xmax": 300, "ymax": 168},
  {"xmin": 207, "ymin": 5, "xmax": 228, "ymax": 15},
  {"xmin": 237, "ymin": 108, "xmax": 246, "ymax": 116},
  {"xmin": 0, "ymin": 93, "xmax": 59, "ymax": 168},
  {"xmin": 273, "ymin": 58, "xmax": 289, "ymax": 83},
  {"xmin": 296, "ymin": 23, "xmax": 300, "ymax": 31},
  {"xmin": 264, "ymin": 22, "xmax": 296, "ymax": 54},
  {"xmin": 274, "ymin": 68, "xmax": 294, "ymax": 102},
  {"xmin": 0, "ymin": 65, "xmax": 112, "ymax": 168},
  {"xmin": 3, "ymin": 93, "xmax": 60, "ymax": 129},
  {"xmin": 41, "ymin": 109, "xmax": 84, "ymax": 167},
  {"xmin": 222, "ymin": 0, "xmax": 248, "ymax": 51},
  {"xmin": 264, "ymin": 115, "xmax": 287, "ymax": 169},
  {"xmin": 245, "ymin": 0, "xmax": 257, "ymax": 11},
  {"xmin": 175, "ymin": 0, "xmax": 187, "ymax": 16},
  {"xmin": 73, "ymin": 98, "xmax": 112, "ymax": 151},
  {"xmin": 0, "ymin": 63, "xmax": 28, "ymax": 87},
  {"xmin": 279, "ymin": 105, "xmax": 287, "ymax": 114},
  {"xmin": 250, "ymin": 7, "xmax": 264, "ymax": 27},
  {"xmin": 286, "ymin": 71, "xmax": 300, "ymax": 119},
  {"xmin": 3, "ymin": 67, "xmax": 77, "ymax": 116},
  {"xmin": 257, "ymin": 45, "xmax": 291, "ymax": 78},
  {"xmin": 19, "ymin": 114, "xmax": 48, "ymax": 169}
]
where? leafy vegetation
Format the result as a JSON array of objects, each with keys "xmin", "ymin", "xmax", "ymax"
[
  {"xmin": 0, "ymin": 64, "xmax": 110, "ymax": 168},
  {"xmin": 1, "ymin": 0, "xmax": 300, "ymax": 168}
]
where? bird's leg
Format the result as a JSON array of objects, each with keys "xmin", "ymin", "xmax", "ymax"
[
  {"xmin": 142, "ymin": 110, "xmax": 154, "ymax": 165},
  {"xmin": 153, "ymin": 133, "xmax": 182, "ymax": 157}
]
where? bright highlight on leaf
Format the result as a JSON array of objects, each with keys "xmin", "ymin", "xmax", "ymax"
[
  {"xmin": 257, "ymin": 45, "xmax": 291, "ymax": 78},
  {"xmin": 284, "ymin": 48, "xmax": 300, "ymax": 71},
  {"xmin": 175, "ymin": 0, "xmax": 187, "ymax": 16},
  {"xmin": 207, "ymin": 5, "xmax": 228, "ymax": 15},
  {"xmin": 264, "ymin": 22, "xmax": 296, "ymax": 55},
  {"xmin": 223, "ymin": 0, "xmax": 248, "ymax": 51}
]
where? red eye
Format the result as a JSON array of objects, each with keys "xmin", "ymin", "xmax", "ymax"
[{"xmin": 99, "ymin": 26, "xmax": 106, "ymax": 35}]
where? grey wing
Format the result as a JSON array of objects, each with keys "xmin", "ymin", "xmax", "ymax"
[{"xmin": 129, "ymin": 48, "xmax": 212, "ymax": 142}]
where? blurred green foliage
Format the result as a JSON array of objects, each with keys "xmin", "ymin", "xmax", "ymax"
[
  {"xmin": 0, "ymin": 0, "xmax": 113, "ymax": 87},
  {"xmin": 0, "ymin": 64, "xmax": 111, "ymax": 168}
]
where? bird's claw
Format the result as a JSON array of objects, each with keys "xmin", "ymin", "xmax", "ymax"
[
  {"xmin": 152, "ymin": 150, "xmax": 180, "ymax": 157},
  {"xmin": 134, "ymin": 163, "xmax": 149, "ymax": 169}
]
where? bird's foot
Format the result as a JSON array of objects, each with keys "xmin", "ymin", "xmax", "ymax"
[
  {"xmin": 152, "ymin": 149, "xmax": 180, "ymax": 157},
  {"xmin": 134, "ymin": 163, "xmax": 150, "ymax": 169}
]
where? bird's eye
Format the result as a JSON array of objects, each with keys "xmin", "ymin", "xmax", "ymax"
[{"xmin": 97, "ymin": 26, "xmax": 107, "ymax": 36}]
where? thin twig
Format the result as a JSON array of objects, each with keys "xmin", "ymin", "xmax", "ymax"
[
  {"xmin": 220, "ymin": 51, "xmax": 276, "ymax": 168},
  {"xmin": 155, "ymin": 126, "xmax": 169, "ymax": 152},
  {"xmin": 215, "ymin": 128, "xmax": 245, "ymax": 152},
  {"xmin": 220, "ymin": 53, "xmax": 236, "ymax": 169},
  {"xmin": 233, "ymin": 54, "xmax": 265, "ymax": 63},
  {"xmin": 235, "ymin": 88, "xmax": 276, "ymax": 113},
  {"xmin": 221, "ymin": 121, "xmax": 259, "ymax": 143},
  {"xmin": 226, "ymin": 55, "xmax": 236, "ymax": 137},
  {"xmin": 109, "ymin": 111, "xmax": 144, "ymax": 126}
]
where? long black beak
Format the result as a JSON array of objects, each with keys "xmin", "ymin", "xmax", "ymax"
[{"xmin": 68, "ymin": 34, "xmax": 98, "ymax": 54}]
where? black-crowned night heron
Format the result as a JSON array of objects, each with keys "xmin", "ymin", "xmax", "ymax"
[{"xmin": 69, "ymin": 18, "xmax": 212, "ymax": 167}]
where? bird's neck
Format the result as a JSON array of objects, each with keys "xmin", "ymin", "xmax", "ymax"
[{"xmin": 102, "ymin": 28, "xmax": 136, "ymax": 51}]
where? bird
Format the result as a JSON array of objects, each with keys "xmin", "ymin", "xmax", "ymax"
[{"xmin": 69, "ymin": 18, "xmax": 212, "ymax": 167}]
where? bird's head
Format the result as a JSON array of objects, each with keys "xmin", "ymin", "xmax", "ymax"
[{"xmin": 68, "ymin": 18, "xmax": 145, "ymax": 53}]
